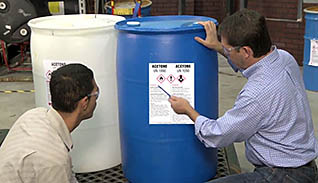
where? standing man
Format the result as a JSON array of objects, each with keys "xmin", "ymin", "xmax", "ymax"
[
  {"xmin": 169, "ymin": 9, "xmax": 318, "ymax": 182},
  {"xmin": 0, "ymin": 63, "xmax": 99, "ymax": 183}
]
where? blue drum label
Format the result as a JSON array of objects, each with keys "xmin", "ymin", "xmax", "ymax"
[
  {"xmin": 309, "ymin": 40, "xmax": 318, "ymax": 66},
  {"xmin": 149, "ymin": 63, "xmax": 195, "ymax": 124}
]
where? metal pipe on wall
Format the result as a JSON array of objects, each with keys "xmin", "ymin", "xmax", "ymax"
[
  {"xmin": 178, "ymin": 0, "xmax": 186, "ymax": 15},
  {"xmin": 240, "ymin": 0, "xmax": 248, "ymax": 10},
  {"xmin": 226, "ymin": 0, "xmax": 235, "ymax": 16},
  {"xmin": 95, "ymin": 0, "xmax": 99, "ymax": 14}
]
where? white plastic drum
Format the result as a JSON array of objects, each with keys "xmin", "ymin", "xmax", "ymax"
[{"xmin": 28, "ymin": 14, "xmax": 125, "ymax": 173}]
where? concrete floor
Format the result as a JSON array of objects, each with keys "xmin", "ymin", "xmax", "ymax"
[{"xmin": 0, "ymin": 54, "xmax": 317, "ymax": 173}]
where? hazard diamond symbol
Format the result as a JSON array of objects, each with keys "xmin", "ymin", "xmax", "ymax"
[
  {"xmin": 167, "ymin": 74, "xmax": 175, "ymax": 83},
  {"xmin": 157, "ymin": 74, "xmax": 165, "ymax": 83},
  {"xmin": 46, "ymin": 70, "xmax": 52, "ymax": 81}
]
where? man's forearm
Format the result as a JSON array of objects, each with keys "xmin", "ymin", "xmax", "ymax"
[{"xmin": 185, "ymin": 106, "xmax": 200, "ymax": 123}]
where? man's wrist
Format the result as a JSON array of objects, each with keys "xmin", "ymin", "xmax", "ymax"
[
  {"xmin": 185, "ymin": 106, "xmax": 200, "ymax": 122},
  {"xmin": 215, "ymin": 42, "xmax": 223, "ymax": 54}
]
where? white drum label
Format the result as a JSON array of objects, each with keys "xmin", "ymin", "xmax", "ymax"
[
  {"xmin": 43, "ymin": 60, "xmax": 71, "ymax": 106},
  {"xmin": 309, "ymin": 39, "xmax": 318, "ymax": 66},
  {"xmin": 149, "ymin": 63, "xmax": 194, "ymax": 124}
]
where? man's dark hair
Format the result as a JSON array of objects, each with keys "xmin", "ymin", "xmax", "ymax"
[
  {"xmin": 218, "ymin": 9, "xmax": 272, "ymax": 58},
  {"xmin": 50, "ymin": 64, "xmax": 94, "ymax": 113}
]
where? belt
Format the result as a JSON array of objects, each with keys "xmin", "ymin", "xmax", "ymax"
[{"xmin": 254, "ymin": 160, "xmax": 317, "ymax": 169}]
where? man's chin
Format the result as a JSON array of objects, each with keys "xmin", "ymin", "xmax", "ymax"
[{"xmin": 82, "ymin": 114, "xmax": 93, "ymax": 121}]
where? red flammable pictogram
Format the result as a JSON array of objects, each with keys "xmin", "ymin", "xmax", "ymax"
[{"xmin": 157, "ymin": 74, "xmax": 165, "ymax": 83}]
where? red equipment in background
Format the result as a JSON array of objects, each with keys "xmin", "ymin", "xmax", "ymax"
[
  {"xmin": 0, "ymin": 40, "xmax": 31, "ymax": 71},
  {"xmin": 0, "ymin": 0, "xmax": 79, "ymax": 72}
]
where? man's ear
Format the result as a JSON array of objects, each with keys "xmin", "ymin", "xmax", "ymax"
[
  {"xmin": 78, "ymin": 96, "xmax": 89, "ymax": 111},
  {"xmin": 242, "ymin": 46, "xmax": 254, "ymax": 59}
]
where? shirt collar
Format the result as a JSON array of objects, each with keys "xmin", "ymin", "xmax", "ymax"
[
  {"xmin": 242, "ymin": 46, "xmax": 279, "ymax": 78},
  {"xmin": 47, "ymin": 107, "xmax": 73, "ymax": 151}
]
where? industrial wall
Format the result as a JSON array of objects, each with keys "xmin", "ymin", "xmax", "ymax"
[
  {"xmin": 248, "ymin": 1, "xmax": 317, "ymax": 66},
  {"xmin": 150, "ymin": 0, "xmax": 318, "ymax": 65},
  {"xmin": 150, "ymin": 0, "xmax": 226, "ymax": 23}
]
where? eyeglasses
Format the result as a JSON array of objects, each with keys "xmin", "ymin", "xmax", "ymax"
[
  {"xmin": 222, "ymin": 45, "xmax": 241, "ymax": 57},
  {"xmin": 87, "ymin": 90, "xmax": 99, "ymax": 99}
]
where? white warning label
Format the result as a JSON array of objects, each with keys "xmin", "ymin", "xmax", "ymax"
[
  {"xmin": 149, "ymin": 63, "xmax": 195, "ymax": 124},
  {"xmin": 43, "ymin": 60, "xmax": 72, "ymax": 106},
  {"xmin": 309, "ymin": 39, "xmax": 318, "ymax": 66}
]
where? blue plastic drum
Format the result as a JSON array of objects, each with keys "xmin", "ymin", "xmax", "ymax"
[
  {"xmin": 115, "ymin": 16, "xmax": 218, "ymax": 183},
  {"xmin": 303, "ymin": 6, "xmax": 318, "ymax": 91}
]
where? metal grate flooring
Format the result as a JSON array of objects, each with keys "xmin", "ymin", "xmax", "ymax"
[
  {"xmin": 215, "ymin": 148, "xmax": 230, "ymax": 179},
  {"xmin": 76, "ymin": 165, "xmax": 128, "ymax": 183},
  {"xmin": 76, "ymin": 148, "xmax": 230, "ymax": 183}
]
